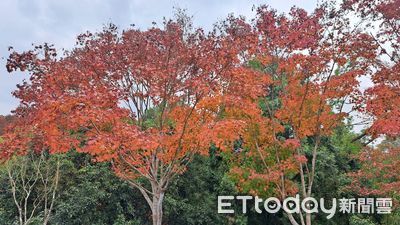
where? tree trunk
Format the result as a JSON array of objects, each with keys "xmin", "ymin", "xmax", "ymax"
[
  {"xmin": 306, "ymin": 213, "xmax": 311, "ymax": 225},
  {"xmin": 152, "ymin": 190, "xmax": 164, "ymax": 225}
]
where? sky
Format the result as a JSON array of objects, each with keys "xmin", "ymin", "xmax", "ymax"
[{"xmin": 0, "ymin": 0, "xmax": 319, "ymax": 115}]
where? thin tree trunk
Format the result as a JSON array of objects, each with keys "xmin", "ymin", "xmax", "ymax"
[
  {"xmin": 121, "ymin": 156, "xmax": 167, "ymax": 225},
  {"xmin": 43, "ymin": 159, "xmax": 60, "ymax": 225},
  {"xmin": 152, "ymin": 190, "xmax": 164, "ymax": 225},
  {"xmin": 306, "ymin": 213, "xmax": 311, "ymax": 225}
]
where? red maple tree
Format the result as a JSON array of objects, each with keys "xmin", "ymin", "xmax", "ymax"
[
  {"xmin": 1, "ymin": 16, "xmax": 266, "ymax": 224},
  {"xmin": 343, "ymin": 0, "xmax": 400, "ymax": 197},
  {"xmin": 227, "ymin": 4, "xmax": 378, "ymax": 225}
]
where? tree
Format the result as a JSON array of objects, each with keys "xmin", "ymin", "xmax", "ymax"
[
  {"xmin": 50, "ymin": 151, "xmax": 146, "ymax": 225},
  {"xmin": 342, "ymin": 0, "xmax": 400, "ymax": 197},
  {"xmin": 3, "ymin": 151, "xmax": 60, "ymax": 225},
  {"xmin": 1, "ymin": 116, "xmax": 61, "ymax": 225},
  {"xmin": 349, "ymin": 139, "xmax": 400, "ymax": 196},
  {"xmin": 342, "ymin": 0, "xmax": 399, "ymax": 138},
  {"xmin": 227, "ymin": 4, "xmax": 377, "ymax": 225},
  {"xmin": 2, "ymin": 15, "xmax": 263, "ymax": 225}
]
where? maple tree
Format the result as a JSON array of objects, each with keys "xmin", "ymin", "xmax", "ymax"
[
  {"xmin": 349, "ymin": 139, "xmax": 400, "ymax": 196},
  {"xmin": 1, "ymin": 15, "xmax": 265, "ymax": 224},
  {"xmin": 226, "ymin": 4, "xmax": 378, "ymax": 225},
  {"xmin": 342, "ymin": 0, "xmax": 400, "ymax": 138},
  {"xmin": 342, "ymin": 0, "xmax": 400, "ymax": 197}
]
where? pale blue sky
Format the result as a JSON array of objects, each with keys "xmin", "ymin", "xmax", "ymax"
[{"xmin": 0, "ymin": 0, "xmax": 318, "ymax": 115}]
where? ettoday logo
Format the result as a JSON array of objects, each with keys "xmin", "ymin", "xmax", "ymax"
[{"xmin": 218, "ymin": 195, "xmax": 392, "ymax": 219}]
